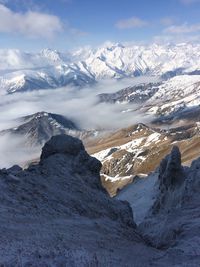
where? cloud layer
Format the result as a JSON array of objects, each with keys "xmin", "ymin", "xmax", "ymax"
[{"xmin": 0, "ymin": 77, "xmax": 157, "ymax": 167}]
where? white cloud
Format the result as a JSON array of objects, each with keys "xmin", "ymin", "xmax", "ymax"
[
  {"xmin": 0, "ymin": 4, "xmax": 63, "ymax": 39},
  {"xmin": 164, "ymin": 23, "xmax": 200, "ymax": 34},
  {"xmin": 180, "ymin": 0, "xmax": 200, "ymax": 4},
  {"xmin": 115, "ymin": 17, "xmax": 148, "ymax": 29}
]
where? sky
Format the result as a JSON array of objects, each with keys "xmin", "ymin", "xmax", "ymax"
[{"xmin": 0, "ymin": 0, "xmax": 200, "ymax": 51}]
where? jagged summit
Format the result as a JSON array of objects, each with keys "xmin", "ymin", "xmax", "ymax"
[
  {"xmin": 139, "ymin": 146, "xmax": 200, "ymax": 253},
  {"xmin": 22, "ymin": 111, "xmax": 78, "ymax": 130},
  {"xmin": 40, "ymin": 134, "xmax": 102, "ymax": 176}
]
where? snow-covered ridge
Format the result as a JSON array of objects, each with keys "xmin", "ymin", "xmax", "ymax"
[{"xmin": 1, "ymin": 43, "xmax": 200, "ymax": 93}]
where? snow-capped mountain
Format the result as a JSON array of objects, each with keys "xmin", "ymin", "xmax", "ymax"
[
  {"xmin": 71, "ymin": 42, "xmax": 200, "ymax": 79},
  {"xmin": 1, "ymin": 43, "xmax": 200, "ymax": 93},
  {"xmin": 98, "ymin": 74, "xmax": 200, "ymax": 122},
  {"xmin": 0, "ymin": 111, "xmax": 103, "ymax": 148},
  {"xmin": 145, "ymin": 75, "xmax": 200, "ymax": 117},
  {"xmin": 0, "ymin": 64, "xmax": 95, "ymax": 94},
  {"xmin": 0, "ymin": 111, "xmax": 79, "ymax": 146},
  {"xmin": 98, "ymin": 82, "xmax": 161, "ymax": 104}
]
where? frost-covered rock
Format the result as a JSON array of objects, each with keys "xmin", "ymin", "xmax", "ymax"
[
  {"xmin": 0, "ymin": 135, "xmax": 199, "ymax": 266},
  {"xmin": 138, "ymin": 147, "xmax": 200, "ymax": 266},
  {"xmin": 0, "ymin": 134, "xmax": 159, "ymax": 266},
  {"xmin": 152, "ymin": 146, "xmax": 185, "ymax": 214}
]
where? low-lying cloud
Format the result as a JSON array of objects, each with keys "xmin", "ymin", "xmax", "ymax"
[
  {"xmin": 0, "ymin": 76, "xmax": 159, "ymax": 168},
  {"xmin": 0, "ymin": 134, "xmax": 40, "ymax": 168}
]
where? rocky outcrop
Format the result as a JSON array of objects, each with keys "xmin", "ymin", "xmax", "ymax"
[
  {"xmin": 0, "ymin": 136, "xmax": 199, "ymax": 266},
  {"xmin": 41, "ymin": 134, "xmax": 85, "ymax": 159},
  {"xmin": 158, "ymin": 146, "xmax": 183, "ymax": 188},
  {"xmin": 138, "ymin": 147, "xmax": 200, "ymax": 266},
  {"xmin": 152, "ymin": 146, "xmax": 185, "ymax": 214},
  {"xmin": 0, "ymin": 134, "xmax": 157, "ymax": 266}
]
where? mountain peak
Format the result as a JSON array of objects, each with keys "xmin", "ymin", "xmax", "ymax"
[{"xmin": 1, "ymin": 112, "xmax": 79, "ymax": 146}]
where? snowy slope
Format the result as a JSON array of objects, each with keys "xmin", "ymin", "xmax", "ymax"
[
  {"xmin": 98, "ymin": 74, "xmax": 200, "ymax": 119},
  {"xmin": 117, "ymin": 172, "xmax": 158, "ymax": 224},
  {"xmin": 146, "ymin": 75, "xmax": 200, "ymax": 117}
]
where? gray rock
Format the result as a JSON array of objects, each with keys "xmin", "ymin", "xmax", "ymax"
[
  {"xmin": 152, "ymin": 146, "xmax": 185, "ymax": 215},
  {"xmin": 0, "ymin": 134, "xmax": 149, "ymax": 266}
]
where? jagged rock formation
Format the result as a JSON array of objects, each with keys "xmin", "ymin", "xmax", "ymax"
[
  {"xmin": 152, "ymin": 146, "xmax": 185, "ymax": 214},
  {"xmin": 138, "ymin": 147, "xmax": 200, "ymax": 265},
  {"xmin": 117, "ymin": 146, "xmax": 200, "ymax": 266},
  {"xmin": 0, "ymin": 137, "xmax": 199, "ymax": 265},
  {"xmin": 0, "ymin": 134, "xmax": 163, "ymax": 266}
]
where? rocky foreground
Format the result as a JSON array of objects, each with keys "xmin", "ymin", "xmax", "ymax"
[{"xmin": 0, "ymin": 134, "xmax": 199, "ymax": 266}]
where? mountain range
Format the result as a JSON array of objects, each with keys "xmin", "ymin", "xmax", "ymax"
[{"xmin": 1, "ymin": 43, "xmax": 200, "ymax": 93}]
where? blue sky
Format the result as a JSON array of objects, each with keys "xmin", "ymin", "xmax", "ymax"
[{"xmin": 0, "ymin": 0, "xmax": 200, "ymax": 51}]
